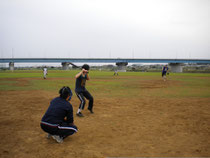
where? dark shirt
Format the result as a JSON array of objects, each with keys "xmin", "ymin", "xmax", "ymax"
[
  {"xmin": 41, "ymin": 97, "xmax": 73, "ymax": 124},
  {"xmin": 162, "ymin": 66, "xmax": 168, "ymax": 73},
  {"xmin": 75, "ymin": 74, "xmax": 87, "ymax": 92}
]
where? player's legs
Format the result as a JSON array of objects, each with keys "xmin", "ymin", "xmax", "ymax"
[
  {"xmin": 57, "ymin": 123, "xmax": 78, "ymax": 139},
  {"xmin": 40, "ymin": 123, "xmax": 58, "ymax": 135},
  {"xmin": 76, "ymin": 92, "xmax": 86, "ymax": 116},
  {"xmin": 83, "ymin": 90, "xmax": 94, "ymax": 113},
  {"xmin": 40, "ymin": 123, "xmax": 63, "ymax": 143},
  {"xmin": 41, "ymin": 122, "xmax": 77, "ymax": 143},
  {"xmin": 162, "ymin": 72, "xmax": 166, "ymax": 81},
  {"xmin": 76, "ymin": 92, "xmax": 86, "ymax": 110},
  {"xmin": 44, "ymin": 72, "xmax": 47, "ymax": 79}
]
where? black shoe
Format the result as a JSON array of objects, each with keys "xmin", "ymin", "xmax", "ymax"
[
  {"xmin": 76, "ymin": 112, "xmax": 84, "ymax": 117},
  {"xmin": 88, "ymin": 109, "xmax": 94, "ymax": 114}
]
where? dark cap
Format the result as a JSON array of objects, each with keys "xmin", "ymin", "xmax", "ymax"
[
  {"xmin": 82, "ymin": 64, "xmax": 90, "ymax": 70},
  {"xmin": 59, "ymin": 86, "xmax": 72, "ymax": 100}
]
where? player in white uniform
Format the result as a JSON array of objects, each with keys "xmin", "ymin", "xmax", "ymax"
[{"xmin": 43, "ymin": 67, "xmax": 48, "ymax": 79}]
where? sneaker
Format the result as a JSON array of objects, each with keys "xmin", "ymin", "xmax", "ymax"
[
  {"xmin": 46, "ymin": 133, "xmax": 52, "ymax": 139},
  {"xmin": 52, "ymin": 135, "xmax": 63, "ymax": 143},
  {"xmin": 76, "ymin": 112, "xmax": 84, "ymax": 117},
  {"xmin": 88, "ymin": 109, "xmax": 94, "ymax": 114},
  {"xmin": 88, "ymin": 108, "xmax": 94, "ymax": 114}
]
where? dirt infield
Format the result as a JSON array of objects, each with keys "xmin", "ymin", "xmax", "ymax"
[{"xmin": 0, "ymin": 77, "xmax": 210, "ymax": 158}]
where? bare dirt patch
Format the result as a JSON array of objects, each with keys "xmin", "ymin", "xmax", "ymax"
[{"xmin": 0, "ymin": 78, "xmax": 210, "ymax": 158}]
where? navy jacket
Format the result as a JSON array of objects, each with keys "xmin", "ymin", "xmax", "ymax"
[
  {"xmin": 162, "ymin": 66, "xmax": 168, "ymax": 73},
  {"xmin": 41, "ymin": 97, "xmax": 73, "ymax": 124}
]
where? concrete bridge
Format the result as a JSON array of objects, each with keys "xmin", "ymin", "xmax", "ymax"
[{"xmin": 0, "ymin": 58, "xmax": 210, "ymax": 72}]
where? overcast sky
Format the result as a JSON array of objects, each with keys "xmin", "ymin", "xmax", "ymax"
[{"xmin": 0, "ymin": 0, "xmax": 210, "ymax": 59}]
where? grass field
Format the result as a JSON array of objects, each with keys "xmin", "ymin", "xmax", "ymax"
[{"xmin": 0, "ymin": 70, "xmax": 210, "ymax": 158}]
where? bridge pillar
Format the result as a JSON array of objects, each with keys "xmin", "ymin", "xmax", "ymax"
[
  {"xmin": 61, "ymin": 62, "xmax": 70, "ymax": 70},
  {"xmin": 169, "ymin": 63, "xmax": 183, "ymax": 73},
  {"xmin": 116, "ymin": 62, "xmax": 128, "ymax": 72},
  {"xmin": 9, "ymin": 62, "xmax": 15, "ymax": 71}
]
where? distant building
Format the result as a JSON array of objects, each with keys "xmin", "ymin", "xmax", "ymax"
[{"xmin": 0, "ymin": 63, "xmax": 7, "ymax": 68}]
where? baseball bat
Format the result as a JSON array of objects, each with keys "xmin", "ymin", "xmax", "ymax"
[
  {"xmin": 69, "ymin": 62, "xmax": 81, "ymax": 69},
  {"xmin": 69, "ymin": 63, "xmax": 89, "ymax": 73}
]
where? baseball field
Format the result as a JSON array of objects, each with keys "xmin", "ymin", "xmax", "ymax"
[{"xmin": 0, "ymin": 70, "xmax": 210, "ymax": 158}]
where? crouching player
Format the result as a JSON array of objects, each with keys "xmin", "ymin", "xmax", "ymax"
[{"xmin": 40, "ymin": 86, "xmax": 78, "ymax": 143}]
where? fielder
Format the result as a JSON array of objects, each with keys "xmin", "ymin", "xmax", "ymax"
[
  {"xmin": 113, "ymin": 70, "xmax": 119, "ymax": 76},
  {"xmin": 40, "ymin": 86, "xmax": 78, "ymax": 143},
  {"xmin": 75, "ymin": 64, "xmax": 94, "ymax": 117},
  {"xmin": 162, "ymin": 64, "xmax": 169, "ymax": 81},
  {"xmin": 43, "ymin": 67, "xmax": 48, "ymax": 79}
]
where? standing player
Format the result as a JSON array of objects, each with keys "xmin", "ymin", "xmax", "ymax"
[
  {"xmin": 40, "ymin": 86, "xmax": 78, "ymax": 143},
  {"xmin": 75, "ymin": 64, "xmax": 94, "ymax": 117},
  {"xmin": 162, "ymin": 64, "xmax": 169, "ymax": 81},
  {"xmin": 114, "ymin": 70, "xmax": 119, "ymax": 76},
  {"xmin": 43, "ymin": 67, "xmax": 48, "ymax": 79}
]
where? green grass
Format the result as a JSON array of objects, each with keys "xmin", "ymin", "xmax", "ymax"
[
  {"xmin": 0, "ymin": 70, "xmax": 210, "ymax": 98},
  {"xmin": 0, "ymin": 70, "xmax": 76, "ymax": 78}
]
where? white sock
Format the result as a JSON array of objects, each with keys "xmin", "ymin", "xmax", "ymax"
[{"xmin": 77, "ymin": 109, "xmax": 81, "ymax": 113}]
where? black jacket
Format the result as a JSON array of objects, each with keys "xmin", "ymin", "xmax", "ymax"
[{"xmin": 41, "ymin": 97, "xmax": 73, "ymax": 124}]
